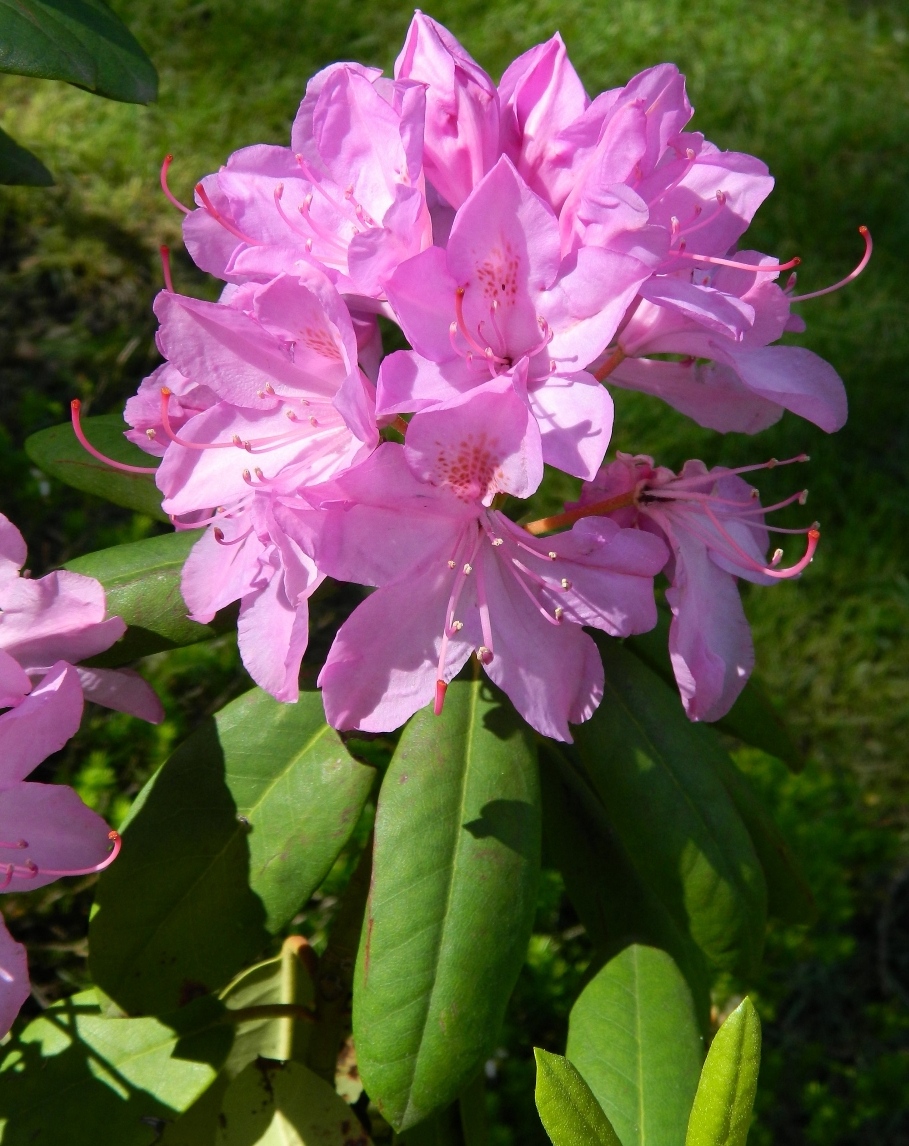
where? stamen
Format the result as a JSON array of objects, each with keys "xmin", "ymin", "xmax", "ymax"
[
  {"xmin": 434, "ymin": 679, "xmax": 448, "ymax": 716},
  {"xmin": 475, "ymin": 554, "xmax": 494, "ymax": 664},
  {"xmin": 788, "ymin": 226, "xmax": 872, "ymax": 302},
  {"xmin": 272, "ymin": 183, "xmax": 311, "ymax": 239},
  {"xmin": 0, "ymin": 840, "xmax": 27, "ymax": 850},
  {"xmin": 454, "ymin": 289, "xmax": 490, "ymax": 356},
  {"xmin": 160, "ymin": 155, "xmax": 192, "ymax": 215},
  {"xmin": 675, "ymin": 191, "xmax": 728, "ymax": 239},
  {"xmin": 669, "ymin": 250, "xmax": 801, "ymax": 273},
  {"xmin": 524, "ymin": 487, "xmax": 639, "ymax": 536},
  {"xmin": 594, "ymin": 347, "xmax": 626, "ymax": 382},
  {"xmin": 159, "ymin": 245, "xmax": 175, "ymax": 293},
  {"xmin": 71, "ymin": 400, "xmax": 159, "ymax": 474},
  {"xmin": 39, "ymin": 830, "xmax": 122, "ymax": 877},
  {"xmin": 195, "ymin": 184, "xmax": 262, "ymax": 246},
  {"xmin": 646, "ymin": 148, "xmax": 697, "ymax": 206}
]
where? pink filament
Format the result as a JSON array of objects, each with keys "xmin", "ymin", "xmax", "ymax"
[
  {"xmin": 159, "ymin": 245, "xmax": 175, "ymax": 293},
  {"xmin": 160, "ymin": 155, "xmax": 191, "ymax": 215},
  {"xmin": 672, "ymin": 250, "xmax": 801, "ymax": 273},
  {"xmin": 71, "ymin": 401, "xmax": 159, "ymax": 474},
  {"xmin": 0, "ymin": 830, "xmax": 121, "ymax": 884},
  {"xmin": 788, "ymin": 226, "xmax": 872, "ymax": 302},
  {"xmin": 195, "ymin": 184, "xmax": 262, "ymax": 246}
]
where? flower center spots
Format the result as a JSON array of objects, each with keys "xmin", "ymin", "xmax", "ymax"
[
  {"xmin": 432, "ymin": 433, "xmax": 503, "ymax": 501},
  {"xmin": 298, "ymin": 325, "xmax": 343, "ymax": 362},
  {"xmin": 475, "ymin": 243, "xmax": 519, "ymax": 305}
]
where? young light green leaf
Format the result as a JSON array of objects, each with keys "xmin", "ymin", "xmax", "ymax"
[
  {"xmin": 575, "ymin": 640, "xmax": 767, "ymax": 977},
  {"xmin": 685, "ymin": 998, "xmax": 761, "ymax": 1146},
  {"xmin": 24, "ymin": 414, "xmax": 166, "ymax": 521},
  {"xmin": 64, "ymin": 531, "xmax": 229, "ymax": 665},
  {"xmin": 0, "ymin": 992, "xmax": 230, "ymax": 1145},
  {"xmin": 0, "ymin": 124, "xmax": 53, "ymax": 185},
  {"xmin": 626, "ymin": 613, "xmax": 802, "ymax": 770},
  {"xmin": 539, "ymin": 745, "xmax": 712, "ymax": 1031},
  {"xmin": 216, "ymin": 1060, "xmax": 371, "ymax": 1145},
  {"xmin": 90, "ymin": 687, "xmax": 374, "ymax": 1015},
  {"xmin": 534, "ymin": 1048, "xmax": 623, "ymax": 1146},
  {"xmin": 0, "ymin": 0, "xmax": 157, "ymax": 102},
  {"xmin": 353, "ymin": 675, "xmax": 540, "ymax": 1131},
  {"xmin": 219, "ymin": 937, "xmax": 316, "ymax": 1079},
  {"xmin": 566, "ymin": 946, "xmax": 703, "ymax": 1146}
]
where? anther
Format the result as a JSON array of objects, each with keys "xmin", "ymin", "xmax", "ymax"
[
  {"xmin": 771, "ymin": 548, "xmax": 784, "ymax": 565},
  {"xmin": 214, "ymin": 527, "xmax": 225, "ymax": 541},
  {"xmin": 434, "ymin": 680, "xmax": 448, "ymax": 716},
  {"xmin": 463, "ymin": 563, "xmax": 473, "ymax": 575},
  {"xmin": 547, "ymin": 551, "xmax": 558, "ymax": 559},
  {"xmin": 491, "ymin": 538, "xmax": 503, "ymax": 547},
  {"xmin": 146, "ymin": 428, "xmax": 156, "ymax": 439},
  {"xmin": 232, "ymin": 435, "xmax": 243, "ymax": 447},
  {"xmin": 560, "ymin": 578, "xmax": 572, "ymax": 590},
  {"xmin": 448, "ymin": 560, "xmax": 457, "ymax": 569},
  {"xmin": 554, "ymin": 606, "xmax": 564, "ymax": 621},
  {"xmin": 477, "ymin": 646, "xmax": 494, "ymax": 665},
  {"xmin": 798, "ymin": 490, "xmax": 809, "ymax": 505},
  {"xmin": 451, "ymin": 620, "xmax": 463, "ymax": 631}
]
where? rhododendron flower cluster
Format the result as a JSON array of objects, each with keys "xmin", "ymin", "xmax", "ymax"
[
  {"xmin": 0, "ymin": 515, "xmax": 162, "ymax": 1035},
  {"xmin": 103, "ymin": 12, "xmax": 866, "ymax": 741}
]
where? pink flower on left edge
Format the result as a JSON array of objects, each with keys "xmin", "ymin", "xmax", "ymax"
[
  {"xmin": 0, "ymin": 515, "xmax": 163, "ymax": 728},
  {"xmin": 277, "ymin": 378, "xmax": 666, "ymax": 740},
  {"xmin": 378, "ymin": 157, "xmax": 650, "ymax": 480}
]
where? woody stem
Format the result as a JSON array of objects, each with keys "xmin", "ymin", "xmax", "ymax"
[{"xmin": 523, "ymin": 489, "xmax": 638, "ymax": 536}]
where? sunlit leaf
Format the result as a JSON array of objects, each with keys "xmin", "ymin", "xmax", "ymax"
[
  {"xmin": 353, "ymin": 675, "xmax": 540, "ymax": 1131},
  {"xmin": 534, "ymin": 1048, "xmax": 622, "ymax": 1146},
  {"xmin": 685, "ymin": 998, "xmax": 761, "ymax": 1146},
  {"xmin": 566, "ymin": 946, "xmax": 703, "ymax": 1146},
  {"xmin": 91, "ymin": 688, "xmax": 374, "ymax": 1014}
]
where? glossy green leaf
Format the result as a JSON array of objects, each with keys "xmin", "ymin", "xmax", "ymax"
[
  {"xmin": 394, "ymin": 1106, "xmax": 465, "ymax": 1146},
  {"xmin": 219, "ymin": 938, "xmax": 316, "ymax": 1078},
  {"xmin": 696, "ymin": 735, "xmax": 815, "ymax": 925},
  {"xmin": 217, "ymin": 1060, "xmax": 371, "ymax": 1145},
  {"xmin": 0, "ymin": 0, "xmax": 157, "ymax": 101},
  {"xmin": 575, "ymin": 640, "xmax": 767, "ymax": 977},
  {"xmin": 0, "ymin": 124, "xmax": 53, "ymax": 185},
  {"xmin": 685, "ymin": 998, "xmax": 761, "ymax": 1146},
  {"xmin": 539, "ymin": 745, "xmax": 711, "ymax": 1030},
  {"xmin": 160, "ymin": 1075, "xmax": 230, "ymax": 1146},
  {"xmin": 353, "ymin": 675, "xmax": 540, "ymax": 1131},
  {"xmin": 566, "ymin": 946, "xmax": 703, "ymax": 1146},
  {"xmin": 534, "ymin": 1048, "xmax": 622, "ymax": 1146},
  {"xmin": 91, "ymin": 687, "xmax": 375, "ymax": 1014},
  {"xmin": 626, "ymin": 612, "xmax": 802, "ymax": 769},
  {"xmin": 25, "ymin": 414, "xmax": 166, "ymax": 521},
  {"xmin": 64, "ymin": 531, "xmax": 230, "ymax": 665},
  {"xmin": 0, "ymin": 992, "xmax": 230, "ymax": 1145}
]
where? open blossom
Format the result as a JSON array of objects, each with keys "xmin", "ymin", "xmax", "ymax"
[
  {"xmin": 379, "ymin": 157, "xmax": 649, "ymax": 479},
  {"xmin": 278, "ymin": 379, "xmax": 666, "ymax": 740},
  {"xmin": 566, "ymin": 452, "xmax": 819, "ymax": 721},
  {"xmin": 176, "ymin": 63, "xmax": 432, "ymax": 302},
  {"xmin": 125, "ymin": 266, "xmax": 378, "ymax": 521},
  {"xmin": 0, "ymin": 515, "xmax": 162, "ymax": 725}
]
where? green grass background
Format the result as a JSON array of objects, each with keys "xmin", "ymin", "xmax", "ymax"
[{"xmin": 1, "ymin": 0, "xmax": 908, "ymax": 1140}]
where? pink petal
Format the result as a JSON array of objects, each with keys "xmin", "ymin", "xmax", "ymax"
[
  {"xmin": 0, "ymin": 916, "xmax": 29, "ymax": 1038},
  {"xmin": 609, "ymin": 357, "xmax": 784, "ymax": 434},
  {"xmin": 0, "ymin": 663, "xmax": 84, "ymax": 785},
  {"xmin": 730, "ymin": 345, "xmax": 848, "ymax": 432},
  {"xmin": 237, "ymin": 569, "xmax": 312, "ymax": 703},
  {"xmin": 385, "ymin": 245, "xmax": 462, "ymax": 361},
  {"xmin": 0, "ymin": 516, "xmax": 26, "ymax": 578},
  {"xmin": 638, "ymin": 277, "xmax": 756, "ymax": 340},
  {"xmin": 0, "ymin": 572, "xmax": 125, "ymax": 671},
  {"xmin": 0, "ymin": 781, "xmax": 117, "ymax": 892},
  {"xmin": 526, "ymin": 369, "xmax": 614, "ymax": 480},
  {"xmin": 318, "ymin": 564, "xmax": 476, "ymax": 732},
  {"xmin": 478, "ymin": 544, "xmax": 604, "ymax": 742},
  {"xmin": 181, "ymin": 523, "xmax": 265, "ymax": 623},
  {"xmin": 76, "ymin": 666, "xmax": 164, "ymax": 724},
  {"xmin": 404, "ymin": 370, "xmax": 543, "ymax": 502},
  {"xmin": 376, "ymin": 351, "xmax": 474, "ymax": 417},
  {"xmin": 0, "ymin": 650, "xmax": 31, "ymax": 710},
  {"xmin": 394, "ymin": 12, "xmax": 500, "ymax": 209}
]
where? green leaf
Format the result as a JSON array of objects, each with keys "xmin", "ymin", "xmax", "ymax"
[
  {"xmin": 685, "ymin": 998, "xmax": 761, "ymax": 1146},
  {"xmin": 0, "ymin": 992, "xmax": 230, "ymax": 1145},
  {"xmin": 0, "ymin": 0, "xmax": 157, "ymax": 102},
  {"xmin": 64, "ymin": 531, "xmax": 230, "ymax": 665},
  {"xmin": 575, "ymin": 640, "xmax": 767, "ymax": 977},
  {"xmin": 539, "ymin": 744, "xmax": 711, "ymax": 1030},
  {"xmin": 393, "ymin": 1106, "xmax": 465, "ymax": 1146},
  {"xmin": 90, "ymin": 687, "xmax": 375, "ymax": 1015},
  {"xmin": 534, "ymin": 1048, "xmax": 623, "ymax": 1146},
  {"xmin": 353, "ymin": 675, "xmax": 540, "ymax": 1131},
  {"xmin": 160, "ymin": 1075, "xmax": 230, "ymax": 1146},
  {"xmin": 696, "ymin": 737, "xmax": 815, "ymax": 925},
  {"xmin": 216, "ymin": 1060, "xmax": 371, "ymax": 1145},
  {"xmin": 25, "ymin": 415, "xmax": 166, "ymax": 521},
  {"xmin": 626, "ymin": 612, "xmax": 802, "ymax": 770},
  {"xmin": 0, "ymin": 124, "xmax": 53, "ymax": 185},
  {"xmin": 566, "ymin": 946, "xmax": 703, "ymax": 1146}
]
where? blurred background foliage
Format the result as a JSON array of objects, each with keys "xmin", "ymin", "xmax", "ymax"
[{"xmin": 0, "ymin": 0, "xmax": 907, "ymax": 1141}]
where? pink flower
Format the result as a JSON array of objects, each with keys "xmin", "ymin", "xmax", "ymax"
[
  {"xmin": 177, "ymin": 63, "xmax": 432, "ymax": 301},
  {"xmin": 278, "ymin": 381, "xmax": 666, "ymax": 740},
  {"xmin": 138, "ymin": 268, "xmax": 378, "ymax": 521},
  {"xmin": 0, "ymin": 516, "xmax": 162, "ymax": 724},
  {"xmin": 568, "ymin": 453, "xmax": 819, "ymax": 721},
  {"xmin": 378, "ymin": 157, "xmax": 650, "ymax": 479},
  {"xmin": 0, "ymin": 731, "xmax": 122, "ymax": 1037}
]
